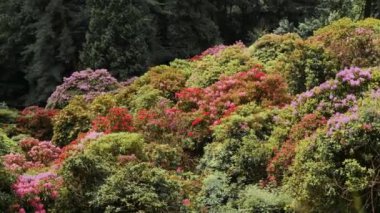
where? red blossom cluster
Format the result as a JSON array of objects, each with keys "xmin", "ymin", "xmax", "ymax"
[
  {"xmin": 92, "ymin": 107, "xmax": 134, "ymax": 133},
  {"xmin": 17, "ymin": 106, "xmax": 59, "ymax": 140},
  {"xmin": 176, "ymin": 67, "xmax": 290, "ymax": 121}
]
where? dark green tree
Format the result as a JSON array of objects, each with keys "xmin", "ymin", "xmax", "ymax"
[
  {"xmin": 22, "ymin": 0, "xmax": 87, "ymax": 105},
  {"xmin": 80, "ymin": 0, "xmax": 155, "ymax": 79}
]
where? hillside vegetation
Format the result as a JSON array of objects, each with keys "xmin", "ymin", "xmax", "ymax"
[{"xmin": 1, "ymin": 18, "xmax": 380, "ymax": 212}]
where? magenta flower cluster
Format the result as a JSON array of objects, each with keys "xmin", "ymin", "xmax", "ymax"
[
  {"xmin": 47, "ymin": 69, "xmax": 120, "ymax": 108},
  {"xmin": 13, "ymin": 172, "xmax": 62, "ymax": 213},
  {"xmin": 291, "ymin": 67, "xmax": 371, "ymax": 110},
  {"xmin": 327, "ymin": 106, "xmax": 359, "ymax": 135},
  {"xmin": 336, "ymin": 67, "xmax": 371, "ymax": 87}
]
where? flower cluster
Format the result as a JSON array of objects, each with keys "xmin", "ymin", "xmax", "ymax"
[
  {"xmin": 92, "ymin": 107, "xmax": 134, "ymax": 133},
  {"xmin": 2, "ymin": 153, "xmax": 43, "ymax": 173},
  {"xmin": 327, "ymin": 107, "xmax": 359, "ymax": 136},
  {"xmin": 12, "ymin": 172, "xmax": 62, "ymax": 213},
  {"xmin": 336, "ymin": 67, "xmax": 371, "ymax": 87},
  {"xmin": 177, "ymin": 68, "xmax": 289, "ymax": 120},
  {"xmin": 27, "ymin": 141, "xmax": 61, "ymax": 165},
  {"xmin": 47, "ymin": 69, "xmax": 120, "ymax": 108},
  {"xmin": 17, "ymin": 106, "xmax": 58, "ymax": 140},
  {"xmin": 190, "ymin": 44, "xmax": 228, "ymax": 61}
]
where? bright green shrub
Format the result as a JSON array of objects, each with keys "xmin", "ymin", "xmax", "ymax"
[
  {"xmin": 144, "ymin": 143, "xmax": 182, "ymax": 170},
  {"xmin": 199, "ymin": 103, "xmax": 277, "ymax": 184},
  {"xmin": 251, "ymin": 33, "xmax": 339, "ymax": 94},
  {"xmin": 85, "ymin": 133, "xmax": 146, "ymax": 162},
  {"xmin": 0, "ymin": 159, "xmax": 15, "ymax": 212},
  {"xmin": 54, "ymin": 154, "xmax": 113, "ymax": 212},
  {"xmin": 89, "ymin": 93, "xmax": 117, "ymax": 116},
  {"xmin": 231, "ymin": 185, "xmax": 291, "ymax": 212},
  {"xmin": 52, "ymin": 97, "xmax": 92, "ymax": 147},
  {"xmin": 309, "ymin": 18, "xmax": 380, "ymax": 68},
  {"xmin": 185, "ymin": 43, "xmax": 259, "ymax": 88},
  {"xmin": 284, "ymin": 94, "xmax": 380, "ymax": 212},
  {"xmin": 91, "ymin": 163, "xmax": 181, "ymax": 212},
  {"xmin": 128, "ymin": 85, "xmax": 167, "ymax": 112},
  {"xmin": 0, "ymin": 130, "xmax": 18, "ymax": 155},
  {"xmin": 250, "ymin": 33, "xmax": 302, "ymax": 66},
  {"xmin": 0, "ymin": 108, "xmax": 18, "ymax": 124},
  {"xmin": 139, "ymin": 65, "xmax": 187, "ymax": 100}
]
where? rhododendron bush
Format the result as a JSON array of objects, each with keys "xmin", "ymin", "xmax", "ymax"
[
  {"xmin": 1, "ymin": 18, "xmax": 380, "ymax": 212},
  {"xmin": 47, "ymin": 69, "xmax": 120, "ymax": 109}
]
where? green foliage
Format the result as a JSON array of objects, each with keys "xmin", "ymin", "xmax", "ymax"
[
  {"xmin": 309, "ymin": 18, "xmax": 380, "ymax": 68},
  {"xmin": 0, "ymin": 108, "xmax": 18, "ymax": 124},
  {"xmin": 144, "ymin": 143, "xmax": 182, "ymax": 170},
  {"xmin": 89, "ymin": 93, "xmax": 117, "ymax": 116},
  {"xmin": 85, "ymin": 133, "xmax": 146, "ymax": 162},
  {"xmin": 91, "ymin": 163, "xmax": 181, "ymax": 212},
  {"xmin": 81, "ymin": 0, "xmax": 154, "ymax": 79},
  {"xmin": 52, "ymin": 97, "xmax": 92, "ymax": 147},
  {"xmin": 284, "ymin": 95, "xmax": 380, "ymax": 212},
  {"xmin": 55, "ymin": 154, "xmax": 113, "ymax": 212},
  {"xmin": 0, "ymin": 129, "xmax": 18, "ymax": 155},
  {"xmin": 196, "ymin": 171, "xmax": 232, "ymax": 209},
  {"xmin": 185, "ymin": 44, "xmax": 259, "ymax": 88},
  {"xmin": 199, "ymin": 104, "xmax": 277, "ymax": 183},
  {"xmin": 232, "ymin": 185, "xmax": 291, "ymax": 212},
  {"xmin": 0, "ymin": 159, "xmax": 15, "ymax": 212},
  {"xmin": 251, "ymin": 33, "xmax": 339, "ymax": 94}
]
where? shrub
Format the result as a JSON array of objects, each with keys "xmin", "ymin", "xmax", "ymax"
[
  {"xmin": 84, "ymin": 133, "xmax": 146, "ymax": 162},
  {"xmin": 185, "ymin": 42, "xmax": 260, "ymax": 88},
  {"xmin": 52, "ymin": 97, "xmax": 92, "ymax": 147},
  {"xmin": 27, "ymin": 141, "xmax": 61, "ymax": 165},
  {"xmin": 308, "ymin": 18, "xmax": 380, "ymax": 68},
  {"xmin": 0, "ymin": 108, "xmax": 18, "ymax": 124},
  {"xmin": 17, "ymin": 106, "xmax": 59, "ymax": 140},
  {"xmin": 12, "ymin": 172, "xmax": 62, "ymax": 213},
  {"xmin": 91, "ymin": 163, "xmax": 182, "ymax": 212},
  {"xmin": 144, "ymin": 143, "xmax": 183, "ymax": 170},
  {"xmin": 47, "ymin": 69, "xmax": 120, "ymax": 109},
  {"xmin": 89, "ymin": 93, "xmax": 117, "ymax": 116},
  {"xmin": 251, "ymin": 33, "xmax": 339, "ymax": 94},
  {"xmin": 55, "ymin": 154, "xmax": 112, "ymax": 212},
  {"xmin": 0, "ymin": 130, "xmax": 18, "ymax": 155},
  {"xmin": 284, "ymin": 93, "xmax": 380, "ymax": 212},
  {"xmin": 232, "ymin": 185, "xmax": 291, "ymax": 212},
  {"xmin": 92, "ymin": 107, "xmax": 134, "ymax": 133},
  {"xmin": 0, "ymin": 159, "xmax": 15, "ymax": 212}
]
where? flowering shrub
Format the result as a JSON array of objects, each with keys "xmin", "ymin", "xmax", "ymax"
[
  {"xmin": 47, "ymin": 69, "xmax": 120, "ymax": 109},
  {"xmin": 266, "ymin": 113, "xmax": 327, "ymax": 184},
  {"xmin": 20, "ymin": 137, "xmax": 40, "ymax": 152},
  {"xmin": 291, "ymin": 67, "xmax": 372, "ymax": 118},
  {"xmin": 309, "ymin": 18, "xmax": 380, "ymax": 68},
  {"xmin": 190, "ymin": 44, "xmax": 228, "ymax": 61},
  {"xmin": 2, "ymin": 153, "xmax": 43, "ymax": 173},
  {"xmin": 12, "ymin": 172, "xmax": 62, "ymax": 213},
  {"xmin": 177, "ymin": 68, "xmax": 290, "ymax": 120},
  {"xmin": 185, "ymin": 43, "xmax": 260, "ymax": 88},
  {"xmin": 17, "ymin": 106, "xmax": 58, "ymax": 140},
  {"xmin": 27, "ymin": 141, "xmax": 61, "ymax": 165},
  {"xmin": 284, "ymin": 93, "xmax": 380, "ymax": 212},
  {"xmin": 92, "ymin": 107, "xmax": 134, "ymax": 133}
]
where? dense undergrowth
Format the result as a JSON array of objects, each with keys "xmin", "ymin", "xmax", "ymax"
[{"xmin": 1, "ymin": 18, "xmax": 380, "ymax": 212}]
